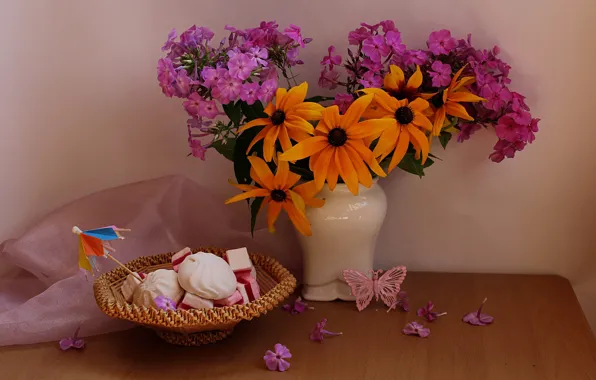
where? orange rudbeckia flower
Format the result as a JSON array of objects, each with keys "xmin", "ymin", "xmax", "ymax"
[
  {"xmin": 238, "ymin": 82, "xmax": 324, "ymax": 162},
  {"xmin": 359, "ymin": 90, "xmax": 433, "ymax": 173},
  {"xmin": 425, "ymin": 66, "xmax": 485, "ymax": 137},
  {"xmin": 225, "ymin": 156, "xmax": 323, "ymax": 236},
  {"xmin": 278, "ymin": 95, "xmax": 387, "ymax": 195}
]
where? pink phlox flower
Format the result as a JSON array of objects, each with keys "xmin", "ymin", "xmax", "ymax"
[
  {"xmin": 321, "ymin": 45, "xmax": 342, "ymax": 69},
  {"xmin": 359, "ymin": 71, "xmax": 383, "ymax": 88},
  {"xmin": 348, "ymin": 27, "xmax": 371, "ymax": 45},
  {"xmin": 495, "ymin": 115, "xmax": 523, "ymax": 142},
  {"xmin": 258, "ymin": 79, "xmax": 277, "ymax": 104},
  {"xmin": 333, "ymin": 93, "xmax": 354, "ymax": 114},
  {"xmin": 161, "ymin": 28, "xmax": 177, "ymax": 52},
  {"xmin": 427, "ymin": 29, "xmax": 457, "ymax": 55},
  {"xmin": 463, "ymin": 298, "xmax": 494, "ymax": 326},
  {"xmin": 403, "ymin": 322, "xmax": 430, "ymax": 338},
  {"xmin": 417, "ymin": 301, "xmax": 446, "ymax": 322},
  {"xmin": 240, "ymin": 82, "xmax": 260, "ymax": 105},
  {"xmin": 394, "ymin": 290, "xmax": 409, "ymax": 312},
  {"xmin": 59, "ymin": 326, "xmax": 85, "ymax": 351},
  {"xmin": 428, "ymin": 61, "xmax": 452, "ymax": 87},
  {"xmin": 284, "ymin": 24, "xmax": 305, "ymax": 47},
  {"xmin": 318, "ymin": 67, "xmax": 340, "ymax": 90},
  {"xmin": 480, "ymin": 82, "xmax": 512, "ymax": 111},
  {"xmin": 310, "ymin": 318, "xmax": 343, "ymax": 343},
  {"xmin": 385, "ymin": 30, "xmax": 406, "ymax": 54},
  {"xmin": 154, "ymin": 295, "xmax": 177, "ymax": 311},
  {"xmin": 457, "ymin": 123, "xmax": 482, "ymax": 143},
  {"xmin": 228, "ymin": 53, "xmax": 257, "ymax": 80},
  {"xmin": 264, "ymin": 344, "xmax": 292, "ymax": 372},
  {"xmin": 362, "ymin": 35, "xmax": 390, "ymax": 63},
  {"xmin": 282, "ymin": 297, "xmax": 314, "ymax": 315}
]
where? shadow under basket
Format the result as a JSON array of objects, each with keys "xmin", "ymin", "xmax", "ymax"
[{"xmin": 93, "ymin": 247, "xmax": 297, "ymax": 346}]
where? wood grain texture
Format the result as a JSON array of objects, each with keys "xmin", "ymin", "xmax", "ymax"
[{"xmin": 0, "ymin": 273, "xmax": 595, "ymax": 380}]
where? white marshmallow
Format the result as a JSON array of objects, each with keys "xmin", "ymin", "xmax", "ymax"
[
  {"xmin": 179, "ymin": 292, "xmax": 214, "ymax": 310},
  {"xmin": 177, "ymin": 252, "xmax": 237, "ymax": 300},
  {"xmin": 132, "ymin": 269, "xmax": 183, "ymax": 308},
  {"xmin": 225, "ymin": 247, "xmax": 257, "ymax": 278}
]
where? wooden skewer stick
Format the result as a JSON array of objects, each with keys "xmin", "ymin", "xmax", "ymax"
[{"xmin": 105, "ymin": 253, "xmax": 143, "ymax": 282}]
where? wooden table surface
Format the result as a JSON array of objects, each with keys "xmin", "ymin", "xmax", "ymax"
[{"xmin": 1, "ymin": 272, "xmax": 595, "ymax": 380}]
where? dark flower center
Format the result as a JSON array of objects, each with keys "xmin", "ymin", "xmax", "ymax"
[
  {"xmin": 270, "ymin": 110, "xmax": 286, "ymax": 126},
  {"xmin": 389, "ymin": 88, "xmax": 417, "ymax": 102},
  {"xmin": 430, "ymin": 92, "xmax": 445, "ymax": 108},
  {"xmin": 328, "ymin": 128, "xmax": 348, "ymax": 147},
  {"xmin": 395, "ymin": 106, "xmax": 414, "ymax": 125},
  {"xmin": 270, "ymin": 189, "xmax": 286, "ymax": 202}
]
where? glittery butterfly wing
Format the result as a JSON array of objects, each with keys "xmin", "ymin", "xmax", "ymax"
[
  {"xmin": 377, "ymin": 266, "xmax": 407, "ymax": 310},
  {"xmin": 343, "ymin": 269, "xmax": 374, "ymax": 311}
]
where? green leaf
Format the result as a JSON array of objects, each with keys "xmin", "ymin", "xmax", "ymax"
[
  {"xmin": 429, "ymin": 152, "xmax": 443, "ymax": 161},
  {"xmin": 210, "ymin": 139, "xmax": 235, "ymax": 161},
  {"xmin": 223, "ymin": 101, "xmax": 243, "ymax": 126},
  {"xmin": 233, "ymin": 127, "xmax": 259, "ymax": 184},
  {"xmin": 304, "ymin": 95, "xmax": 335, "ymax": 103},
  {"xmin": 240, "ymin": 101, "xmax": 266, "ymax": 122},
  {"xmin": 423, "ymin": 157, "xmax": 434, "ymax": 168},
  {"xmin": 397, "ymin": 153, "xmax": 425, "ymax": 178},
  {"xmin": 250, "ymin": 197, "xmax": 264, "ymax": 237},
  {"xmin": 439, "ymin": 131, "xmax": 452, "ymax": 149}
]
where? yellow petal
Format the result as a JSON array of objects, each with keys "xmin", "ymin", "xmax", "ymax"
[
  {"xmin": 282, "ymin": 202, "xmax": 312, "ymax": 236},
  {"xmin": 250, "ymin": 167, "xmax": 265, "ymax": 188},
  {"xmin": 406, "ymin": 65, "xmax": 423, "ymax": 90},
  {"xmin": 293, "ymin": 180, "xmax": 323, "ymax": 205},
  {"xmin": 279, "ymin": 136, "xmax": 328, "ymax": 161},
  {"xmin": 278, "ymin": 125, "xmax": 292, "ymax": 152},
  {"xmin": 407, "ymin": 125, "xmax": 429, "ymax": 164},
  {"xmin": 345, "ymin": 145, "xmax": 372, "ymax": 188},
  {"xmin": 264, "ymin": 102, "xmax": 276, "ymax": 116},
  {"xmin": 383, "ymin": 68, "xmax": 399, "ymax": 91},
  {"xmin": 281, "ymin": 82, "xmax": 308, "ymax": 111},
  {"xmin": 349, "ymin": 118, "xmax": 395, "ymax": 139},
  {"xmin": 389, "ymin": 65, "xmax": 405, "ymax": 88},
  {"xmin": 372, "ymin": 125, "xmax": 399, "ymax": 159},
  {"xmin": 341, "ymin": 94, "xmax": 373, "ymax": 129},
  {"xmin": 266, "ymin": 201, "xmax": 282, "ymax": 233},
  {"xmin": 263, "ymin": 126, "xmax": 280, "ymax": 162},
  {"xmin": 448, "ymin": 91, "xmax": 485, "ymax": 103},
  {"xmin": 246, "ymin": 125, "xmax": 272, "ymax": 154},
  {"xmin": 448, "ymin": 65, "xmax": 467, "ymax": 92},
  {"xmin": 348, "ymin": 138, "xmax": 387, "ymax": 177},
  {"xmin": 289, "ymin": 102, "xmax": 324, "ymax": 120},
  {"xmin": 313, "ymin": 146, "xmax": 334, "ymax": 190},
  {"xmin": 367, "ymin": 155, "xmax": 387, "ymax": 178},
  {"xmin": 412, "ymin": 112, "xmax": 433, "ymax": 132},
  {"xmin": 238, "ymin": 118, "xmax": 271, "ymax": 133},
  {"xmin": 228, "ymin": 179, "xmax": 258, "ymax": 192},
  {"xmin": 225, "ymin": 188, "xmax": 270, "ymax": 204},
  {"xmin": 284, "ymin": 115, "xmax": 315, "ymax": 135},
  {"xmin": 287, "ymin": 128, "xmax": 312, "ymax": 142},
  {"xmin": 274, "ymin": 159, "xmax": 290, "ymax": 188},
  {"xmin": 286, "ymin": 172, "xmax": 301, "ymax": 189},
  {"xmin": 275, "ymin": 88, "xmax": 288, "ymax": 109},
  {"xmin": 289, "ymin": 190, "xmax": 306, "ymax": 214},
  {"xmin": 453, "ymin": 76, "xmax": 475, "ymax": 92},
  {"xmin": 432, "ymin": 107, "xmax": 446, "ymax": 136},
  {"xmin": 322, "ymin": 106, "xmax": 341, "ymax": 129},
  {"xmin": 409, "ymin": 97, "xmax": 429, "ymax": 112},
  {"xmin": 445, "ymin": 101, "xmax": 474, "ymax": 121},
  {"xmin": 336, "ymin": 147, "xmax": 359, "ymax": 195},
  {"xmin": 327, "ymin": 155, "xmax": 339, "ymax": 191},
  {"xmin": 248, "ymin": 156, "xmax": 274, "ymax": 189},
  {"xmin": 388, "ymin": 128, "xmax": 409, "ymax": 173}
]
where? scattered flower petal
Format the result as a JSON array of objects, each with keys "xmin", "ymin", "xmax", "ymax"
[
  {"xmin": 403, "ymin": 322, "xmax": 430, "ymax": 338},
  {"xmin": 310, "ymin": 318, "xmax": 343, "ymax": 343},
  {"xmin": 154, "ymin": 295, "xmax": 177, "ymax": 311},
  {"xmin": 59, "ymin": 326, "xmax": 85, "ymax": 351},
  {"xmin": 417, "ymin": 301, "xmax": 447, "ymax": 322},
  {"xmin": 264, "ymin": 343, "xmax": 292, "ymax": 372},
  {"xmin": 282, "ymin": 297, "xmax": 314, "ymax": 315},
  {"xmin": 463, "ymin": 298, "xmax": 494, "ymax": 326},
  {"xmin": 389, "ymin": 290, "xmax": 409, "ymax": 312}
]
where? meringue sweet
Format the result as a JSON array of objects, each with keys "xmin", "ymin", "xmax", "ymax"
[
  {"xmin": 177, "ymin": 252, "xmax": 237, "ymax": 300},
  {"xmin": 121, "ymin": 272, "xmax": 146, "ymax": 303},
  {"xmin": 132, "ymin": 269, "xmax": 184, "ymax": 308}
]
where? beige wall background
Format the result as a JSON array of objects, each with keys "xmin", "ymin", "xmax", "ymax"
[{"xmin": 1, "ymin": 0, "xmax": 595, "ymax": 330}]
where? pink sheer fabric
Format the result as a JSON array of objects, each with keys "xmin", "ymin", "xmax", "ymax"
[{"xmin": 0, "ymin": 176, "xmax": 302, "ymax": 346}]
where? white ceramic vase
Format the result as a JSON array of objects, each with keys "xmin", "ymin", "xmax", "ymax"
[{"xmin": 297, "ymin": 180, "xmax": 387, "ymax": 301}]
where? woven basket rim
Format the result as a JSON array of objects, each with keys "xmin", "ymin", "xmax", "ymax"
[{"xmin": 93, "ymin": 247, "xmax": 297, "ymax": 331}]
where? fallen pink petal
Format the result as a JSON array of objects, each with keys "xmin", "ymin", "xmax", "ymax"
[
  {"xmin": 282, "ymin": 297, "xmax": 314, "ymax": 315},
  {"xmin": 403, "ymin": 321, "xmax": 430, "ymax": 338},
  {"xmin": 463, "ymin": 297, "xmax": 494, "ymax": 326},
  {"xmin": 392, "ymin": 290, "xmax": 409, "ymax": 312},
  {"xmin": 310, "ymin": 318, "xmax": 343, "ymax": 343},
  {"xmin": 417, "ymin": 301, "xmax": 447, "ymax": 322},
  {"xmin": 264, "ymin": 343, "xmax": 292, "ymax": 372},
  {"xmin": 154, "ymin": 295, "xmax": 177, "ymax": 311},
  {"xmin": 59, "ymin": 326, "xmax": 85, "ymax": 351}
]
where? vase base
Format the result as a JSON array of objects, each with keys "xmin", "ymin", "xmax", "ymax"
[{"xmin": 301, "ymin": 280, "xmax": 356, "ymax": 301}]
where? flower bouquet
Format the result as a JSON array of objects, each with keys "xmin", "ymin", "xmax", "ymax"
[{"xmin": 157, "ymin": 20, "xmax": 539, "ymax": 299}]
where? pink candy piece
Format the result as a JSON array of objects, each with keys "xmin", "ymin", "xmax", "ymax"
[
  {"xmin": 224, "ymin": 248, "xmax": 255, "ymax": 276},
  {"xmin": 237, "ymin": 273, "xmax": 260, "ymax": 301},
  {"xmin": 178, "ymin": 292, "xmax": 214, "ymax": 310},
  {"xmin": 214, "ymin": 290, "xmax": 243, "ymax": 306},
  {"xmin": 171, "ymin": 247, "xmax": 192, "ymax": 272},
  {"xmin": 236, "ymin": 283, "xmax": 250, "ymax": 305}
]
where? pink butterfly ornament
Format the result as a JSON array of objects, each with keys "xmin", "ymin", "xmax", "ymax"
[
  {"xmin": 343, "ymin": 266, "xmax": 407, "ymax": 311},
  {"xmin": 59, "ymin": 326, "xmax": 85, "ymax": 351}
]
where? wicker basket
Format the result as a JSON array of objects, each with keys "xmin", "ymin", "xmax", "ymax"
[{"xmin": 93, "ymin": 247, "xmax": 297, "ymax": 346}]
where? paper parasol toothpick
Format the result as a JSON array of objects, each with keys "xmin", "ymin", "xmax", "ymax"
[{"xmin": 73, "ymin": 225, "xmax": 141, "ymax": 281}]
